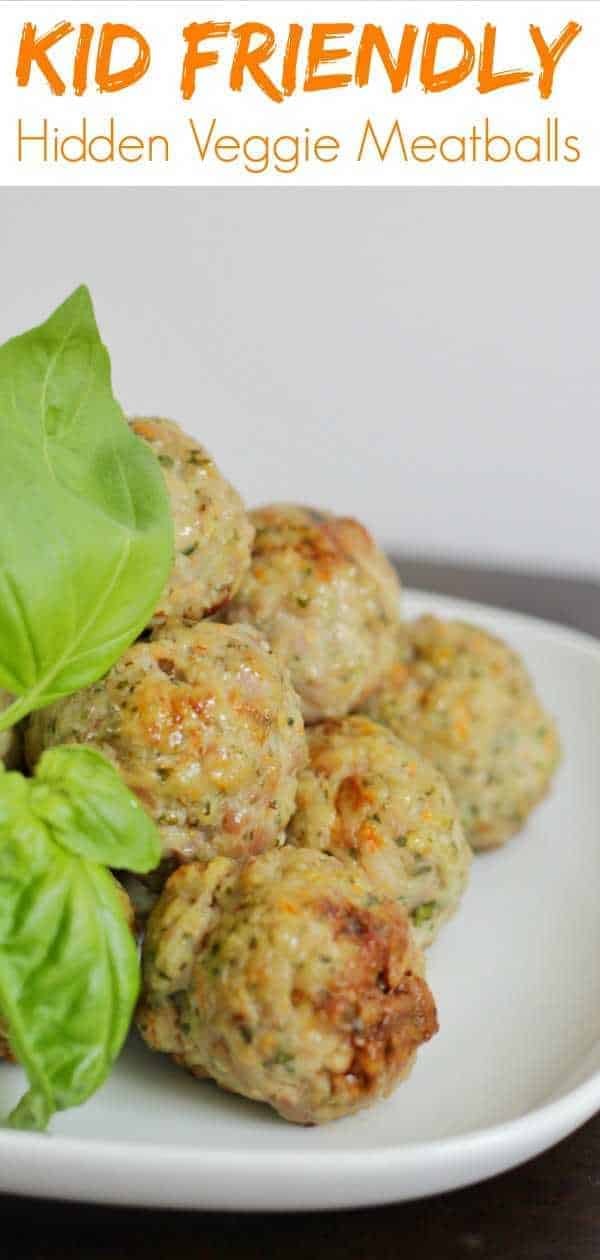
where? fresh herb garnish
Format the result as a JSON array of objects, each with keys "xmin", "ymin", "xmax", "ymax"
[
  {"xmin": 0, "ymin": 286, "xmax": 173, "ymax": 730},
  {"xmin": 0, "ymin": 748, "xmax": 161, "ymax": 1131},
  {"xmin": 0, "ymin": 288, "xmax": 173, "ymax": 1130}
]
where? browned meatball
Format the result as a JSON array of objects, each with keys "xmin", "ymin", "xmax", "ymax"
[
  {"xmin": 131, "ymin": 417, "xmax": 254, "ymax": 627},
  {"xmin": 224, "ymin": 505, "xmax": 401, "ymax": 722},
  {"xmin": 137, "ymin": 848, "xmax": 438, "ymax": 1124},
  {"xmin": 26, "ymin": 623, "xmax": 307, "ymax": 869},
  {"xmin": 287, "ymin": 716, "xmax": 471, "ymax": 949},
  {"xmin": 362, "ymin": 616, "xmax": 561, "ymax": 850}
]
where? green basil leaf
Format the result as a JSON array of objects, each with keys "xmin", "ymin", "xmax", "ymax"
[
  {"xmin": 0, "ymin": 769, "xmax": 139, "ymax": 1130},
  {"xmin": 30, "ymin": 746, "xmax": 161, "ymax": 873},
  {"xmin": 0, "ymin": 286, "xmax": 173, "ymax": 726},
  {"xmin": 0, "ymin": 760, "xmax": 147, "ymax": 1128}
]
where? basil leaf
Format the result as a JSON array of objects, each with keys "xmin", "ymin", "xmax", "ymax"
[
  {"xmin": 0, "ymin": 764, "xmax": 140, "ymax": 1130},
  {"xmin": 0, "ymin": 286, "xmax": 173, "ymax": 727},
  {"xmin": 0, "ymin": 753, "xmax": 160, "ymax": 1129},
  {"xmin": 31, "ymin": 746, "xmax": 161, "ymax": 873}
]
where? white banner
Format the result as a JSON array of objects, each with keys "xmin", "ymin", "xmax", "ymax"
[{"xmin": 0, "ymin": 0, "xmax": 598, "ymax": 184}]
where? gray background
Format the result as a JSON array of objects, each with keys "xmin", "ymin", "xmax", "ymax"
[{"xmin": 1, "ymin": 188, "xmax": 597, "ymax": 576}]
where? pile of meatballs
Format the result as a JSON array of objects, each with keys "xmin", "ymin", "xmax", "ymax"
[{"xmin": 1, "ymin": 418, "xmax": 561, "ymax": 1125}]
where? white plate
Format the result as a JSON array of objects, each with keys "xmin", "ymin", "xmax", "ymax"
[{"xmin": 1, "ymin": 589, "xmax": 600, "ymax": 1211}]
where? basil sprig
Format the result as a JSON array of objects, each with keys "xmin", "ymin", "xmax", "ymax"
[
  {"xmin": 0, "ymin": 289, "xmax": 173, "ymax": 1130},
  {"xmin": 0, "ymin": 285, "xmax": 173, "ymax": 729},
  {"xmin": 0, "ymin": 749, "xmax": 161, "ymax": 1131}
]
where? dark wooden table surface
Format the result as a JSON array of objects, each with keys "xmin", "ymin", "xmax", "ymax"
[{"xmin": 2, "ymin": 558, "xmax": 599, "ymax": 1260}]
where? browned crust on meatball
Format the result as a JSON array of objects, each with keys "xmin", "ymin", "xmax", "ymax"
[
  {"xmin": 311, "ymin": 896, "xmax": 437, "ymax": 1110},
  {"xmin": 26, "ymin": 624, "xmax": 306, "ymax": 869},
  {"xmin": 287, "ymin": 715, "xmax": 470, "ymax": 949},
  {"xmin": 137, "ymin": 849, "xmax": 438, "ymax": 1124}
]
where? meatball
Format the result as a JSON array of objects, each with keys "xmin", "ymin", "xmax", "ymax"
[
  {"xmin": 136, "ymin": 848, "xmax": 438, "ymax": 1124},
  {"xmin": 287, "ymin": 716, "xmax": 470, "ymax": 949},
  {"xmin": 26, "ymin": 623, "xmax": 307, "ymax": 868},
  {"xmin": 0, "ymin": 692, "xmax": 21, "ymax": 769},
  {"xmin": 362, "ymin": 616, "xmax": 561, "ymax": 851},
  {"xmin": 131, "ymin": 417, "xmax": 254, "ymax": 627},
  {"xmin": 223, "ymin": 505, "xmax": 401, "ymax": 722}
]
